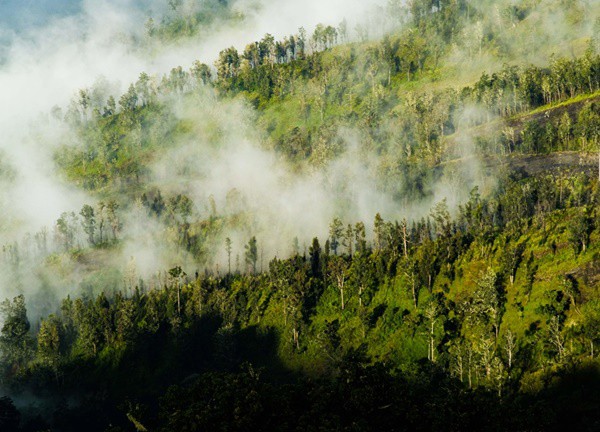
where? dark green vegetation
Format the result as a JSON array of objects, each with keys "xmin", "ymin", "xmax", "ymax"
[
  {"xmin": 3, "ymin": 170, "xmax": 600, "ymax": 431},
  {"xmin": 2, "ymin": 0, "xmax": 600, "ymax": 431}
]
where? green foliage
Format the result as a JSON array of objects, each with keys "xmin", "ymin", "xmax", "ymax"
[
  {"xmin": 1, "ymin": 166, "xmax": 599, "ymax": 430},
  {"xmin": 3, "ymin": 1, "xmax": 600, "ymax": 429},
  {"xmin": 0, "ymin": 295, "xmax": 32, "ymax": 375}
]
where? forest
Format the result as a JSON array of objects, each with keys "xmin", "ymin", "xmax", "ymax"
[{"xmin": 1, "ymin": 0, "xmax": 600, "ymax": 430}]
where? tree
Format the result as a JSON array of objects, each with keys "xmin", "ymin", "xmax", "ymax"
[
  {"xmin": 309, "ymin": 237, "xmax": 322, "ymax": 279},
  {"xmin": 504, "ymin": 329, "xmax": 516, "ymax": 370},
  {"xmin": 343, "ymin": 224, "xmax": 354, "ymax": 256},
  {"xmin": 215, "ymin": 47, "xmax": 240, "ymax": 87},
  {"xmin": 106, "ymin": 200, "xmax": 121, "ymax": 241},
  {"xmin": 328, "ymin": 256, "xmax": 349, "ymax": 310},
  {"xmin": 269, "ymin": 258, "xmax": 307, "ymax": 349},
  {"xmin": 166, "ymin": 66, "xmax": 189, "ymax": 93},
  {"xmin": 190, "ymin": 61, "xmax": 212, "ymax": 86},
  {"xmin": 56, "ymin": 212, "xmax": 77, "ymax": 251},
  {"xmin": 374, "ymin": 213, "xmax": 385, "ymax": 252},
  {"xmin": 259, "ymin": 33, "xmax": 276, "ymax": 65},
  {"xmin": 474, "ymin": 335, "xmax": 497, "ymax": 387},
  {"xmin": 449, "ymin": 340, "xmax": 471, "ymax": 385},
  {"xmin": 77, "ymin": 88, "xmax": 91, "ymax": 119},
  {"xmin": 135, "ymin": 72, "xmax": 153, "ymax": 107},
  {"xmin": 103, "ymin": 95, "xmax": 116, "ymax": 117},
  {"xmin": 329, "ymin": 217, "xmax": 344, "ymax": 255},
  {"xmin": 96, "ymin": 201, "xmax": 107, "ymax": 243},
  {"xmin": 548, "ymin": 315, "xmax": 565, "ymax": 362},
  {"xmin": 425, "ymin": 300, "xmax": 439, "ymax": 362},
  {"xmin": 225, "ymin": 237, "xmax": 232, "ymax": 275},
  {"xmin": 114, "ymin": 294, "xmax": 137, "ymax": 344},
  {"xmin": 349, "ymin": 250, "xmax": 376, "ymax": 311},
  {"xmin": 124, "ymin": 256, "xmax": 138, "ymax": 294},
  {"xmin": 119, "ymin": 83, "xmax": 138, "ymax": 112},
  {"xmin": 524, "ymin": 252, "xmax": 538, "ymax": 298},
  {"xmin": 470, "ymin": 268, "xmax": 502, "ymax": 340},
  {"xmin": 560, "ymin": 275, "xmax": 580, "ymax": 312},
  {"xmin": 398, "ymin": 29, "xmax": 427, "ymax": 81},
  {"xmin": 0, "ymin": 295, "xmax": 32, "ymax": 374},
  {"xmin": 245, "ymin": 236, "xmax": 258, "ymax": 274},
  {"xmin": 37, "ymin": 315, "xmax": 61, "ymax": 380},
  {"xmin": 558, "ymin": 112, "xmax": 573, "ymax": 150},
  {"xmin": 80, "ymin": 204, "xmax": 96, "ymax": 245},
  {"xmin": 430, "ymin": 199, "xmax": 451, "ymax": 238},
  {"xmin": 400, "ymin": 218, "xmax": 409, "ymax": 257},
  {"xmin": 500, "ymin": 240, "xmax": 525, "ymax": 285},
  {"xmin": 568, "ymin": 207, "xmax": 592, "ymax": 253},
  {"xmin": 354, "ymin": 222, "xmax": 367, "ymax": 255},
  {"xmin": 288, "ymin": 265, "xmax": 308, "ymax": 349},
  {"xmin": 169, "ymin": 266, "xmax": 187, "ymax": 316},
  {"xmin": 404, "ymin": 257, "xmax": 421, "ymax": 310}
]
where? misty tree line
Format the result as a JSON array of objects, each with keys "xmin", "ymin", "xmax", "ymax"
[
  {"xmin": 54, "ymin": 46, "xmax": 600, "ymax": 220},
  {"xmin": 144, "ymin": 0, "xmax": 242, "ymax": 42},
  {"xmin": 1, "ymin": 201, "xmax": 121, "ymax": 267},
  {"xmin": 505, "ymin": 101, "xmax": 600, "ymax": 154},
  {"xmin": 469, "ymin": 53, "xmax": 600, "ymax": 117},
  {"xmin": 0, "ymin": 187, "xmax": 267, "ymax": 291},
  {"xmin": 64, "ymin": 63, "xmax": 212, "ymax": 125},
  {"xmin": 0, "ymin": 169, "xmax": 598, "ymax": 400},
  {"xmin": 52, "ymin": 4, "xmax": 600, "ymax": 205},
  {"xmin": 210, "ymin": 35, "xmax": 600, "ymax": 169},
  {"xmin": 3, "ymin": 143, "xmax": 600, "ymax": 432},
  {"xmin": 217, "ymin": 45, "xmax": 600, "ymax": 159}
]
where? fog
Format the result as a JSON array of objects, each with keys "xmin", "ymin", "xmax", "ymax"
[
  {"xmin": 0, "ymin": 0, "xmax": 398, "ymax": 317},
  {"xmin": 0, "ymin": 0, "xmax": 596, "ymax": 317},
  {"xmin": 0, "ymin": 0, "xmax": 391, "ymax": 230}
]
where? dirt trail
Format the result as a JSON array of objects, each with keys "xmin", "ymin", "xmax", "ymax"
[{"xmin": 498, "ymin": 152, "xmax": 599, "ymax": 177}]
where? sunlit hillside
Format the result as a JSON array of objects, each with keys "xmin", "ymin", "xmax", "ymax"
[{"xmin": 0, "ymin": 1, "xmax": 599, "ymax": 431}]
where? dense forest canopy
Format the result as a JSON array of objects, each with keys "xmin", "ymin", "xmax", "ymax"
[{"xmin": 0, "ymin": 0, "xmax": 599, "ymax": 430}]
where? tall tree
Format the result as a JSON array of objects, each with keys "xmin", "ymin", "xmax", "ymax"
[
  {"xmin": 329, "ymin": 217, "xmax": 344, "ymax": 255},
  {"xmin": 245, "ymin": 236, "xmax": 258, "ymax": 274},
  {"xmin": 80, "ymin": 204, "xmax": 96, "ymax": 245},
  {"xmin": 0, "ymin": 295, "xmax": 32, "ymax": 374},
  {"xmin": 225, "ymin": 237, "xmax": 232, "ymax": 275}
]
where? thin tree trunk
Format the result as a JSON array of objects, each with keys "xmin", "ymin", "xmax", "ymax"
[
  {"xmin": 402, "ymin": 221, "xmax": 408, "ymax": 257},
  {"xmin": 359, "ymin": 285, "xmax": 363, "ymax": 307}
]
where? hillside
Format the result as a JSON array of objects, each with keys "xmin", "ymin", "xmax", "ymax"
[{"xmin": 0, "ymin": 0, "xmax": 599, "ymax": 431}]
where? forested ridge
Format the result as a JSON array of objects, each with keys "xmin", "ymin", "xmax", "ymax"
[{"xmin": 1, "ymin": 0, "xmax": 600, "ymax": 431}]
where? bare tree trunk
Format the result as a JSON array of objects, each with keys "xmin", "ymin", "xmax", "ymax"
[
  {"xmin": 467, "ymin": 350, "xmax": 472, "ymax": 389},
  {"xmin": 402, "ymin": 220, "xmax": 408, "ymax": 258},
  {"xmin": 456, "ymin": 353, "xmax": 464, "ymax": 382},
  {"xmin": 505, "ymin": 330, "xmax": 515, "ymax": 369},
  {"xmin": 359, "ymin": 285, "xmax": 363, "ymax": 307},
  {"xmin": 430, "ymin": 321, "xmax": 436, "ymax": 362},
  {"xmin": 338, "ymin": 275, "xmax": 345, "ymax": 310},
  {"xmin": 293, "ymin": 328, "xmax": 299, "ymax": 350}
]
